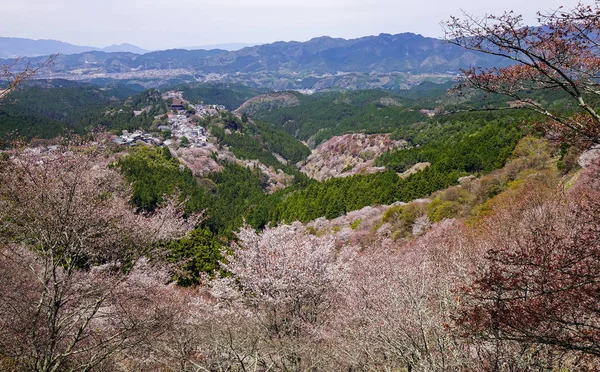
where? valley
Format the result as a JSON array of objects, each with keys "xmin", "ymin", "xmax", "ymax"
[
  {"xmin": 2, "ymin": 3, "xmax": 600, "ymax": 370},
  {"xmin": 0, "ymin": 79, "xmax": 526, "ymax": 234}
]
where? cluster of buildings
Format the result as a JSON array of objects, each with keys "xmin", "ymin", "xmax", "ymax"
[
  {"xmin": 111, "ymin": 91, "xmax": 223, "ymax": 148},
  {"xmin": 167, "ymin": 115, "xmax": 208, "ymax": 147},
  {"xmin": 112, "ymin": 130, "xmax": 163, "ymax": 147},
  {"xmin": 162, "ymin": 90, "xmax": 226, "ymax": 117}
]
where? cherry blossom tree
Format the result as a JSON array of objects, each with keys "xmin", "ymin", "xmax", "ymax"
[
  {"xmin": 207, "ymin": 222, "xmax": 347, "ymax": 371},
  {"xmin": 336, "ymin": 221, "xmax": 478, "ymax": 371},
  {"xmin": 0, "ymin": 144, "xmax": 196, "ymax": 371},
  {"xmin": 444, "ymin": 2, "xmax": 600, "ymax": 146}
]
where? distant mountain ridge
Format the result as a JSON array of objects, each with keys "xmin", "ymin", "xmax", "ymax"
[
  {"xmin": 0, "ymin": 37, "xmax": 149, "ymax": 58},
  {"xmin": 182, "ymin": 43, "xmax": 256, "ymax": 51},
  {"xmin": 2, "ymin": 33, "xmax": 506, "ymax": 73}
]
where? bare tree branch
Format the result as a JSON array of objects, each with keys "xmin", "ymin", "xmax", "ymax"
[{"xmin": 0, "ymin": 54, "xmax": 57, "ymax": 101}]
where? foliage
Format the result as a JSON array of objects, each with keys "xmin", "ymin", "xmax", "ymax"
[
  {"xmin": 206, "ymin": 111, "xmax": 311, "ymax": 167},
  {"xmin": 3, "ymin": 85, "xmax": 112, "ymax": 125},
  {"xmin": 557, "ymin": 144, "xmax": 580, "ymax": 174},
  {"xmin": 114, "ymin": 88, "xmax": 528, "ymax": 238},
  {"xmin": 166, "ymin": 226, "xmax": 226, "ymax": 286},
  {"xmin": 0, "ymin": 111, "xmax": 65, "ymax": 146},
  {"xmin": 337, "ymin": 220, "xmax": 476, "ymax": 370},
  {"xmin": 268, "ymin": 115, "xmax": 521, "ymax": 223},
  {"xmin": 209, "ymin": 223, "xmax": 343, "ymax": 370},
  {"xmin": 117, "ymin": 147, "xmax": 272, "ymax": 235},
  {"xmin": 427, "ymin": 186, "xmax": 475, "ymax": 222},
  {"xmin": 0, "ymin": 84, "xmax": 113, "ymax": 142},
  {"xmin": 92, "ymin": 89, "xmax": 167, "ymax": 133},
  {"xmin": 349, "ymin": 219, "xmax": 362, "ymax": 230},
  {"xmin": 204, "ymin": 162, "xmax": 270, "ymax": 235},
  {"xmin": 378, "ymin": 111, "xmax": 524, "ymax": 173},
  {"xmin": 117, "ymin": 148, "xmax": 272, "ymax": 281},
  {"xmin": 117, "ymin": 146, "xmax": 210, "ymax": 212},
  {"xmin": 0, "ymin": 85, "xmax": 167, "ymax": 144},
  {"xmin": 382, "ymin": 202, "xmax": 429, "ymax": 239},
  {"xmin": 2, "ymin": 136, "xmax": 594, "ymax": 371}
]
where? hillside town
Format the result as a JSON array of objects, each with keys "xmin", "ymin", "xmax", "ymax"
[{"xmin": 113, "ymin": 91, "xmax": 219, "ymax": 148}]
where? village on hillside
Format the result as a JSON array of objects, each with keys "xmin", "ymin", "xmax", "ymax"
[{"xmin": 112, "ymin": 90, "xmax": 224, "ymax": 148}]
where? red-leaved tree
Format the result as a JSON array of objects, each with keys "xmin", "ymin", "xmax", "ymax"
[{"xmin": 456, "ymin": 160, "xmax": 600, "ymax": 368}]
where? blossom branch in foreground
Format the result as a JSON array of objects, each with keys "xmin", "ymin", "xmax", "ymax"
[{"xmin": 444, "ymin": 3, "xmax": 600, "ymax": 146}]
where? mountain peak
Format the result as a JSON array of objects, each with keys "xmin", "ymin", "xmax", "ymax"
[{"xmin": 102, "ymin": 43, "xmax": 149, "ymax": 54}]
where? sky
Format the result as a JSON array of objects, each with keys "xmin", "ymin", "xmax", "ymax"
[{"xmin": 0, "ymin": 0, "xmax": 595, "ymax": 50}]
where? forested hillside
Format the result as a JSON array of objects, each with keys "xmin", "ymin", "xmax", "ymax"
[
  {"xmin": 176, "ymin": 83, "xmax": 268, "ymax": 110},
  {"xmin": 262, "ymin": 112, "xmax": 523, "ymax": 223},
  {"xmin": 247, "ymin": 89, "xmax": 428, "ymax": 146},
  {"xmin": 204, "ymin": 111, "xmax": 311, "ymax": 167},
  {"xmin": 1, "ymin": 121, "xmax": 590, "ymax": 370},
  {"xmin": 0, "ymin": 82, "xmax": 117, "ymax": 142},
  {"xmin": 113, "ymin": 99, "xmax": 527, "ymax": 244},
  {"xmin": 0, "ymin": 82, "xmax": 266, "ymax": 143},
  {"xmin": 0, "ymin": 83, "xmax": 169, "ymax": 141}
]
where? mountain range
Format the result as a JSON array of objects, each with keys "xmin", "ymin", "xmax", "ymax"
[
  {"xmin": 0, "ymin": 33, "xmax": 509, "ymax": 90},
  {"xmin": 0, "ymin": 38, "xmax": 255, "ymax": 58}
]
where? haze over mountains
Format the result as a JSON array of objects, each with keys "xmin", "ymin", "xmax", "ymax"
[
  {"xmin": 0, "ymin": 37, "xmax": 150, "ymax": 58},
  {"xmin": 0, "ymin": 38, "xmax": 256, "ymax": 58}
]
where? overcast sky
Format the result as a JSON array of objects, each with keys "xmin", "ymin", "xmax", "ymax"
[{"xmin": 1, "ymin": 0, "xmax": 594, "ymax": 50}]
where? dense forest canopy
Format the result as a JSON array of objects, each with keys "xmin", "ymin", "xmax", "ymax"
[{"xmin": 176, "ymin": 83, "xmax": 269, "ymax": 110}]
